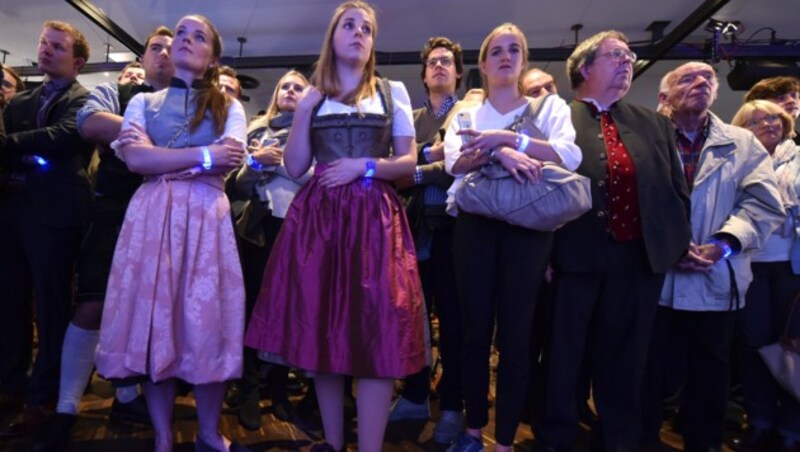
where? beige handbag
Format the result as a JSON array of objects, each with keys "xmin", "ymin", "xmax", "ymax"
[
  {"xmin": 455, "ymin": 95, "xmax": 591, "ymax": 231},
  {"xmin": 759, "ymin": 293, "xmax": 800, "ymax": 402}
]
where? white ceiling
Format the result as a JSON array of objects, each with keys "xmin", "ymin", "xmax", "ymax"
[{"xmin": 1, "ymin": 0, "xmax": 798, "ymax": 119}]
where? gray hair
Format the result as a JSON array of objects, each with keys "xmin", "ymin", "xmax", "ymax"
[{"xmin": 566, "ymin": 30, "xmax": 628, "ymax": 90}]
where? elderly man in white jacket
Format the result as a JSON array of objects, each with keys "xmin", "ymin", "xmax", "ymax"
[{"xmin": 642, "ymin": 62, "xmax": 786, "ymax": 452}]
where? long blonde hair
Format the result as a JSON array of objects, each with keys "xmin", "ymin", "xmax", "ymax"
[
  {"xmin": 311, "ymin": 1, "xmax": 378, "ymax": 106},
  {"xmin": 248, "ymin": 70, "xmax": 309, "ymax": 134},
  {"xmin": 477, "ymin": 23, "xmax": 529, "ymax": 98}
]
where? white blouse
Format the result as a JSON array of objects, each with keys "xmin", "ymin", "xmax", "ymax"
[{"xmin": 315, "ymin": 80, "xmax": 415, "ymax": 138}]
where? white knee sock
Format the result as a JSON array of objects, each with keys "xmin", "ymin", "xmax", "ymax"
[{"xmin": 56, "ymin": 323, "xmax": 99, "ymax": 414}]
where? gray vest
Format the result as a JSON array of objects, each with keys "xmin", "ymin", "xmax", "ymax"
[
  {"xmin": 143, "ymin": 79, "xmax": 221, "ymax": 149},
  {"xmin": 309, "ymin": 80, "xmax": 394, "ymax": 164}
]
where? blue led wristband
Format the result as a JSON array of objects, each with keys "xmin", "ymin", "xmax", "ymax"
[
  {"xmin": 32, "ymin": 155, "xmax": 49, "ymax": 167},
  {"xmin": 709, "ymin": 239, "xmax": 733, "ymax": 259},
  {"xmin": 516, "ymin": 133, "xmax": 530, "ymax": 153},
  {"xmin": 364, "ymin": 160, "xmax": 376, "ymax": 178},
  {"xmin": 201, "ymin": 146, "xmax": 212, "ymax": 170},
  {"xmin": 246, "ymin": 153, "xmax": 264, "ymax": 170}
]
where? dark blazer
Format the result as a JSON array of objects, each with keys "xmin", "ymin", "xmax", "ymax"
[
  {"xmin": 552, "ymin": 99, "xmax": 691, "ymax": 274},
  {"xmin": 1, "ymin": 80, "xmax": 93, "ymax": 228}
]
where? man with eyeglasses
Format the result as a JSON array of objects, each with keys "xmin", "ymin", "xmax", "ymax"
[
  {"xmin": 522, "ymin": 68, "xmax": 557, "ymax": 98},
  {"xmin": 534, "ymin": 31, "xmax": 692, "ymax": 452},
  {"xmin": 642, "ymin": 61, "xmax": 784, "ymax": 452},
  {"xmin": 390, "ymin": 35, "xmax": 466, "ymax": 445}
]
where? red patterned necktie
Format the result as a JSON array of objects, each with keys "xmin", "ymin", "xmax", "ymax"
[{"xmin": 600, "ymin": 111, "xmax": 642, "ymax": 241}]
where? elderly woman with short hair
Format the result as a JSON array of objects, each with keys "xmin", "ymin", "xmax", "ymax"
[{"xmin": 732, "ymin": 99, "xmax": 800, "ymax": 451}]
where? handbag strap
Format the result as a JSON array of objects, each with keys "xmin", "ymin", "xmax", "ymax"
[
  {"xmin": 508, "ymin": 94, "xmax": 552, "ymax": 138},
  {"xmin": 528, "ymin": 93, "xmax": 551, "ymax": 119},
  {"xmin": 481, "ymin": 95, "xmax": 553, "ymax": 176}
]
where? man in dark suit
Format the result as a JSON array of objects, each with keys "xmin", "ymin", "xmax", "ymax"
[
  {"xmin": 534, "ymin": 30, "xmax": 692, "ymax": 452},
  {"xmin": 0, "ymin": 20, "xmax": 92, "ymax": 436},
  {"xmin": 26, "ymin": 26, "xmax": 175, "ymax": 450}
]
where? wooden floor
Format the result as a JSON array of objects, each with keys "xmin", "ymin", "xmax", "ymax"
[
  {"xmin": 0, "ymin": 368, "xmax": 741, "ymax": 452},
  {"xmin": 0, "ymin": 340, "xmax": 749, "ymax": 452},
  {"xmin": 0, "ymin": 367, "xmax": 747, "ymax": 452}
]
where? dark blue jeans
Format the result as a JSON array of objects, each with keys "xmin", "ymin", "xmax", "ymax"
[{"xmin": 739, "ymin": 261, "xmax": 800, "ymax": 439}]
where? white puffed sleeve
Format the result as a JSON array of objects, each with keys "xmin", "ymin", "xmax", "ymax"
[
  {"xmin": 533, "ymin": 95, "xmax": 582, "ymax": 171},
  {"xmin": 218, "ymin": 99, "xmax": 248, "ymax": 148},
  {"xmin": 389, "ymin": 81, "xmax": 415, "ymax": 138}
]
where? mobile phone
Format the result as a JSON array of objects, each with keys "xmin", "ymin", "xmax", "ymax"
[{"xmin": 456, "ymin": 112, "xmax": 473, "ymax": 145}]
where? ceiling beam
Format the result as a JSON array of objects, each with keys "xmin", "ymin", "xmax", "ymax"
[
  {"xmin": 222, "ymin": 42, "xmax": 800, "ymax": 71},
  {"xmin": 13, "ymin": 61, "xmax": 129, "ymax": 77},
  {"xmin": 633, "ymin": 0, "xmax": 730, "ymax": 79},
  {"xmin": 65, "ymin": 0, "xmax": 143, "ymax": 56},
  {"xmin": 12, "ymin": 43, "xmax": 798, "ymax": 78}
]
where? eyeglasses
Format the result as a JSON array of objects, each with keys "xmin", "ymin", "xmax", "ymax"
[
  {"xmin": 425, "ymin": 56, "xmax": 454, "ymax": 68},
  {"xmin": 745, "ymin": 114, "xmax": 782, "ymax": 129},
  {"xmin": 597, "ymin": 48, "xmax": 637, "ymax": 63}
]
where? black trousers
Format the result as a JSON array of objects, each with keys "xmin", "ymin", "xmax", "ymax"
[
  {"xmin": 0, "ymin": 191, "xmax": 83, "ymax": 405},
  {"xmin": 75, "ymin": 195, "xmax": 129, "ymax": 302},
  {"xmin": 640, "ymin": 306, "xmax": 687, "ymax": 444},
  {"xmin": 642, "ymin": 307, "xmax": 736, "ymax": 452},
  {"xmin": 453, "ymin": 212, "xmax": 552, "ymax": 446},
  {"xmin": 537, "ymin": 271, "xmax": 664, "ymax": 451},
  {"xmin": 527, "ymin": 277, "xmax": 554, "ymax": 422},
  {"xmin": 739, "ymin": 261, "xmax": 800, "ymax": 435},
  {"xmin": 402, "ymin": 222, "xmax": 464, "ymax": 411},
  {"xmin": 528, "ymin": 278, "xmax": 593, "ymax": 424},
  {"xmin": 238, "ymin": 213, "xmax": 285, "ymax": 398}
]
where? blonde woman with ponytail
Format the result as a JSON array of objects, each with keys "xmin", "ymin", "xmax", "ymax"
[{"xmin": 96, "ymin": 15, "xmax": 249, "ymax": 452}]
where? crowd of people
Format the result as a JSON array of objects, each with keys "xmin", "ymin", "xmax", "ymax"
[{"xmin": 1, "ymin": 1, "xmax": 799, "ymax": 452}]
